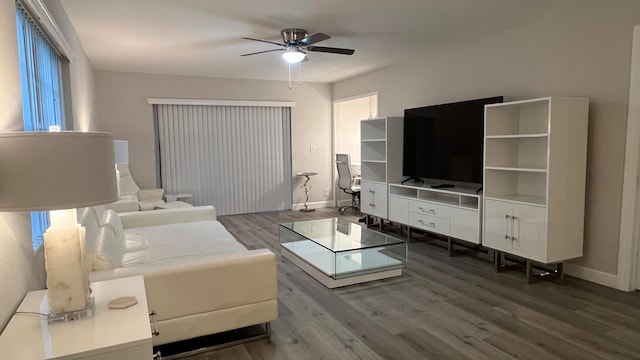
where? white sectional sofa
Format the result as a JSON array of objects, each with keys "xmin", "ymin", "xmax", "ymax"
[{"xmin": 78, "ymin": 205, "xmax": 278, "ymax": 346}]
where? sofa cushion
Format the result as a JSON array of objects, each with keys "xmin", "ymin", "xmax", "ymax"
[
  {"xmin": 138, "ymin": 188, "xmax": 164, "ymax": 201},
  {"xmin": 93, "ymin": 225, "xmax": 124, "ymax": 271},
  {"xmin": 139, "ymin": 199, "xmax": 166, "ymax": 211},
  {"xmin": 121, "ymin": 220, "xmax": 246, "ymax": 267},
  {"xmin": 117, "ymin": 163, "xmax": 140, "ymax": 197},
  {"xmin": 102, "ymin": 209, "xmax": 124, "ymax": 240},
  {"xmin": 78, "ymin": 207, "xmax": 100, "ymax": 253},
  {"xmin": 93, "ymin": 205, "xmax": 106, "ymax": 223},
  {"xmin": 77, "ymin": 208, "xmax": 97, "ymax": 273}
]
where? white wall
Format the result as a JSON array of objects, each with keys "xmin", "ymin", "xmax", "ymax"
[
  {"xmin": 94, "ymin": 71, "xmax": 333, "ymax": 208},
  {"xmin": 334, "ymin": 1, "xmax": 640, "ymax": 277},
  {"xmin": 0, "ymin": 0, "xmax": 97, "ymax": 330}
]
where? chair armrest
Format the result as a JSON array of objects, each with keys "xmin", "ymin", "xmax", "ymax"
[
  {"xmin": 353, "ymin": 175, "xmax": 361, "ymax": 186},
  {"xmin": 138, "ymin": 188, "xmax": 165, "ymax": 201},
  {"xmin": 118, "ymin": 205, "xmax": 217, "ymax": 228}
]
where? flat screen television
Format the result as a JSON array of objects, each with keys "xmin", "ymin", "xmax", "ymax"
[{"xmin": 403, "ymin": 96, "xmax": 503, "ymax": 187}]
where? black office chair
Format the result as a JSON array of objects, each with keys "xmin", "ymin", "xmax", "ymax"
[{"xmin": 335, "ymin": 153, "xmax": 361, "ymax": 214}]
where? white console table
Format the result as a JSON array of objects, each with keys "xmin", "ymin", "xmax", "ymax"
[
  {"xmin": 388, "ymin": 183, "xmax": 482, "ymax": 245},
  {"xmin": 0, "ymin": 276, "xmax": 153, "ymax": 359}
]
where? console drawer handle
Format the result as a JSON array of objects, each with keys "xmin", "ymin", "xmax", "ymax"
[
  {"xmin": 418, "ymin": 207, "xmax": 436, "ymax": 214},
  {"xmin": 419, "ymin": 220, "xmax": 436, "ymax": 228},
  {"xmin": 512, "ymin": 216, "xmax": 519, "ymax": 241},
  {"xmin": 149, "ymin": 311, "xmax": 160, "ymax": 336}
]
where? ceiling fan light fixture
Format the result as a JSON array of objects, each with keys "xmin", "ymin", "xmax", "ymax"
[{"xmin": 282, "ymin": 48, "xmax": 306, "ymax": 64}]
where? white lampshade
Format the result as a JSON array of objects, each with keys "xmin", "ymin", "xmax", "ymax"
[
  {"xmin": 0, "ymin": 131, "xmax": 118, "ymax": 211},
  {"xmin": 282, "ymin": 48, "xmax": 306, "ymax": 64},
  {"xmin": 114, "ymin": 140, "xmax": 129, "ymax": 164}
]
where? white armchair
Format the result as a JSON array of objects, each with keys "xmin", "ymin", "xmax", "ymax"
[
  {"xmin": 108, "ymin": 163, "xmax": 174, "ymax": 212},
  {"xmin": 109, "ymin": 140, "xmax": 192, "ymax": 212},
  {"xmin": 137, "ymin": 188, "xmax": 166, "ymax": 211}
]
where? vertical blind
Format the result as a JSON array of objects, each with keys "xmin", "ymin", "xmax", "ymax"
[
  {"xmin": 15, "ymin": 3, "xmax": 65, "ymax": 251},
  {"xmin": 16, "ymin": 4, "xmax": 63, "ymax": 131},
  {"xmin": 155, "ymin": 104, "xmax": 292, "ymax": 215}
]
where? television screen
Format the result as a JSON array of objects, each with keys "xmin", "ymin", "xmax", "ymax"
[{"xmin": 403, "ymin": 96, "xmax": 503, "ymax": 185}]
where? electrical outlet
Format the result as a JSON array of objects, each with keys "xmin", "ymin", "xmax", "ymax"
[
  {"xmin": 323, "ymin": 188, "xmax": 329, "ymax": 196},
  {"xmin": 310, "ymin": 145, "xmax": 316, "ymax": 153}
]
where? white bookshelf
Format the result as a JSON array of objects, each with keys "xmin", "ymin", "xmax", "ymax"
[
  {"xmin": 482, "ymin": 97, "xmax": 589, "ymax": 263},
  {"xmin": 360, "ymin": 117, "xmax": 403, "ymax": 218}
]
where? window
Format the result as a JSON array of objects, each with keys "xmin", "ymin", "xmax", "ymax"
[{"xmin": 15, "ymin": 3, "xmax": 65, "ymax": 251}]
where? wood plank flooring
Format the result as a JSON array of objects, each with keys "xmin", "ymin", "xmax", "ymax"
[{"xmin": 180, "ymin": 208, "xmax": 640, "ymax": 360}]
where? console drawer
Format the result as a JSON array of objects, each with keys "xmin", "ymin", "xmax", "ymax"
[
  {"xmin": 409, "ymin": 200, "xmax": 450, "ymax": 220},
  {"xmin": 450, "ymin": 207, "xmax": 480, "ymax": 244},
  {"xmin": 409, "ymin": 212, "xmax": 449, "ymax": 235}
]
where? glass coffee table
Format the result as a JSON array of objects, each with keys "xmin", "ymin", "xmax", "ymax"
[{"xmin": 279, "ymin": 218, "xmax": 407, "ymax": 288}]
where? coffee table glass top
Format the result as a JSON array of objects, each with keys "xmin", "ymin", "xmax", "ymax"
[
  {"xmin": 280, "ymin": 218, "xmax": 404, "ymax": 253},
  {"xmin": 279, "ymin": 218, "xmax": 407, "ymax": 282}
]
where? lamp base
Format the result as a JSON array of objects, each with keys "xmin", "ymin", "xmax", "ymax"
[{"xmin": 48, "ymin": 297, "xmax": 95, "ymax": 323}]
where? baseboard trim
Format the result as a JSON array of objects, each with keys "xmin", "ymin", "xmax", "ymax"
[
  {"xmin": 292, "ymin": 201, "xmax": 333, "ymax": 211},
  {"xmin": 336, "ymin": 199, "xmax": 353, "ymax": 207},
  {"xmin": 564, "ymin": 263, "xmax": 622, "ymax": 290}
]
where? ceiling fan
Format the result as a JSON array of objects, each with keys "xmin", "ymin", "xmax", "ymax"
[{"xmin": 241, "ymin": 28, "xmax": 355, "ymax": 63}]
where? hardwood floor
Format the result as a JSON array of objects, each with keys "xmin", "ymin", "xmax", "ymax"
[{"xmin": 180, "ymin": 208, "xmax": 640, "ymax": 360}]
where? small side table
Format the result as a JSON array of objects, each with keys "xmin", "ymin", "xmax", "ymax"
[
  {"xmin": 296, "ymin": 171, "xmax": 317, "ymax": 212},
  {"xmin": 0, "ymin": 276, "xmax": 153, "ymax": 359}
]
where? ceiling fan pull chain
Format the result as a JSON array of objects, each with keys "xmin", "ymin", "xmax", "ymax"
[
  {"xmin": 288, "ymin": 63, "xmax": 292, "ymax": 90},
  {"xmin": 298, "ymin": 62, "xmax": 302, "ymax": 86}
]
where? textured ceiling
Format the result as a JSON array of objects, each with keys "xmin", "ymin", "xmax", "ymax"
[{"xmin": 59, "ymin": 0, "xmax": 559, "ymax": 83}]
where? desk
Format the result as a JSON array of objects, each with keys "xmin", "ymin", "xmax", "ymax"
[
  {"xmin": 0, "ymin": 276, "xmax": 153, "ymax": 359},
  {"xmin": 296, "ymin": 172, "xmax": 317, "ymax": 212}
]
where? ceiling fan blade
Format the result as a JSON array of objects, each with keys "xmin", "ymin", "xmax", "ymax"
[
  {"xmin": 241, "ymin": 37, "xmax": 286, "ymax": 47},
  {"xmin": 305, "ymin": 46, "xmax": 355, "ymax": 55},
  {"xmin": 241, "ymin": 48, "xmax": 285, "ymax": 56},
  {"xmin": 300, "ymin": 32, "xmax": 330, "ymax": 46}
]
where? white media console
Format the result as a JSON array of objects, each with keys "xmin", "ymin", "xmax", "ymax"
[
  {"xmin": 361, "ymin": 97, "xmax": 588, "ymax": 279},
  {"xmin": 388, "ymin": 182, "xmax": 482, "ymax": 244}
]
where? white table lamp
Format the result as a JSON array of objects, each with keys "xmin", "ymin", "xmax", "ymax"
[{"xmin": 0, "ymin": 132, "xmax": 118, "ymax": 319}]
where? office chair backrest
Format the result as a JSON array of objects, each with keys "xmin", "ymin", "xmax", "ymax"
[{"xmin": 336, "ymin": 153, "xmax": 354, "ymax": 190}]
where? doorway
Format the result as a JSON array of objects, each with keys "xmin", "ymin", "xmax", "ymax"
[{"xmin": 333, "ymin": 93, "xmax": 378, "ymax": 208}]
